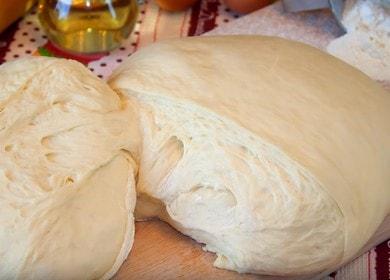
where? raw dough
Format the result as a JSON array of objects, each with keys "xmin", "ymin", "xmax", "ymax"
[
  {"xmin": 1, "ymin": 35, "xmax": 389, "ymax": 279},
  {"xmin": 0, "ymin": 58, "xmax": 137, "ymax": 280},
  {"xmin": 110, "ymin": 36, "xmax": 390, "ymax": 277}
]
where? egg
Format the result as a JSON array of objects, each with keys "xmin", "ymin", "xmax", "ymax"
[
  {"xmin": 224, "ymin": 0, "xmax": 272, "ymax": 14},
  {"xmin": 156, "ymin": 0, "xmax": 199, "ymax": 12}
]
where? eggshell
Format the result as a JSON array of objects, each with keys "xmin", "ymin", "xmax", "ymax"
[
  {"xmin": 156, "ymin": 0, "xmax": 199, "ymax": 12},
  {"xmin": 224, "ymin": 0, "xmax": 272, "ymax": 14}
]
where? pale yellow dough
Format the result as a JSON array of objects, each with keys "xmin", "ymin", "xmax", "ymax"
[
  {"xmin": 1, "ymin": 35, "xmax": 389, "ymax": 279},
  {"xmin": 109, "ymin": 36, "xmax": 390, "ymax": 277},
  {"xmin": 0, "ymin": 58, "xmax": 137, "ymax": 280}
]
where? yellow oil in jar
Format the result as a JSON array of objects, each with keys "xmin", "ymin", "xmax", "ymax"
[{"xmin": 38, "ymin": 0, "xmax": 138, "ymax": 53}]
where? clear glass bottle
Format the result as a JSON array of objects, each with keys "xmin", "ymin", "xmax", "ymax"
[{"xmin": 38, "ymin": 0, "xmax": 138, "ymax": 53}]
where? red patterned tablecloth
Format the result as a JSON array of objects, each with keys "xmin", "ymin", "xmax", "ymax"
[
  {"xmin": 0, "ymin": 1, "xmax": 389, "ymax": 279},
  {"xmin": 0, "ymin": 0, "xmax": 239, "ymax": 79}
]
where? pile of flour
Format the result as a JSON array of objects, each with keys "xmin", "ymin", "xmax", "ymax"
[{"xmin": 327, "ymin": 0, "xmax": 390, "ymax": 83}]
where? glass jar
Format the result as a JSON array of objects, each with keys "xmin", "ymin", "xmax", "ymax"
[{"xmin": 38, "ymin": 0, "xmax": 138, "ymax": 53}]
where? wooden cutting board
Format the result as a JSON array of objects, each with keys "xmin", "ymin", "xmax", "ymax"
[
  {"xmin": 113, "ymin": 216, "xmax": 390, "ymax": 280},
  {"xmin": 114, "ymin": 220, "xmax": 257, "ymax": 280}
]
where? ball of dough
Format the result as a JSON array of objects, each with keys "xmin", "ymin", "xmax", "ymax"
[
  {"xmin": 109, "ymin": 36, "xmax": 390, "ymax": 277},
  {"xmin": 0, "ymin": 58, "xmax": 137, "ymax": 280}
]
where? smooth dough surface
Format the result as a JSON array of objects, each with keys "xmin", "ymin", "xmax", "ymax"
[
  {"xmin": 0, "ymin": 58, "xmax": 137, "ymax": 280},
  {"xmin": 109, "ymin": 36, "xmax": 390, "ymax": 276}
]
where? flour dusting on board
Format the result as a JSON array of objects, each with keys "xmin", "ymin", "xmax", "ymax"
[{"xmin": 327, "ymin": 0, "xmax": 390, "ymax": 83}]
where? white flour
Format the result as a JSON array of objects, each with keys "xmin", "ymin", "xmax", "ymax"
[{"xmin": 327, "ymin": 0, "xmax": 390, "ymax": 82}]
